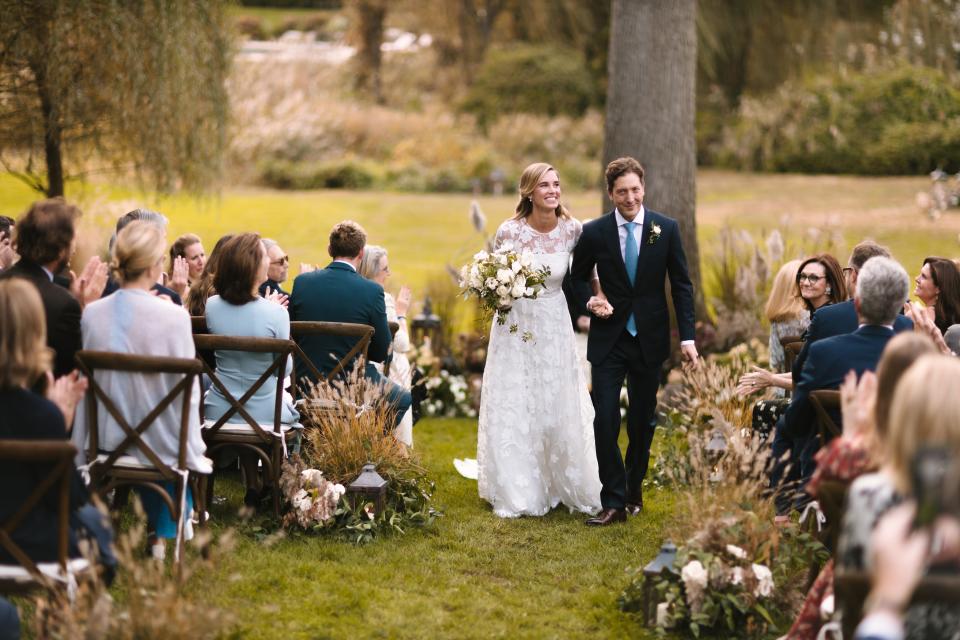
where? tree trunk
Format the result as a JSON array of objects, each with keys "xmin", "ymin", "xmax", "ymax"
[
  {"xmin": 602, "ymin": 0, "xmax": 705, "ymax": 320},
  {"xmin": 353, "ymin": 0, "xmax": 387, "ymax": 103},
  {"xmin": 33, "ymin": 64, "xmax": 63, "ymax": 197}
]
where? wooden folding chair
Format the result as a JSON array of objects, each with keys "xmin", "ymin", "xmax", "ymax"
[
  {"xmin": 289, "ymin": 321, "xmax": 375, "ymax": 421},
  {"xmin": 192, "ymin": 334, "xmax": 300, "ymax": 518},
  {"xmin": 835, "ymin": 570, "xmax": 960, "ymax": 639},
  {"xmin": 0, "ymin": 441, "xmax": 90, "ymax": 595},
  {"xmin": 816, "ymin": 479, "xmax": 849, "ymax": 555},
  {"xmin": 384, "ymin": 320, "xmax": 400, "ymax": 378},
  {"xmin": 810, "ymin": 389, "xmax": 842, "ymax": 443},
  {"xmin": 75, "ymin": 350, "xmax": 205, "ymax": 563},
  {"xmin": 780, "ymin": 335, "xmax": 804, "ymax": 378}
]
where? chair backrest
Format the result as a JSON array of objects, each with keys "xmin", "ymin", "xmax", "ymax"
[
  {"xmin": 191, "ymin": 334, "xmax": 293, "ymax": 441},
  {"xmin": 835, "ymin": 570, "xmax": 960, "ymax": 639},
  {"xmin": 0, "ymin": 440, "xmax": 77, "ymax": 585},
  {"xmin": 815, "ymin": 479, "xmax": 849, "ymax": 554},
  {"xmin": 810, "ymin": 390, "xmax": 842, "ymax": 442},
  {"xmin": 780, "ymin": 335, "xmax": 804, "ymax": 374},
  {"xmin": 191, "ymin": 316, "xmax": 207, "ymax": 334},
  {"xmin": 289, "ymin": 321, "xmax": 375, "ymax": 389},
  {"xmin": 75, "ymin": 350, "xmax": 203, "ymax": 479}
]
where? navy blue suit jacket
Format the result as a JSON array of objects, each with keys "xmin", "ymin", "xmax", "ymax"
[
  {"xmin": 792, "ymin": 300, "xmax": 912, "ymax": 383},
  {"xmin": 289, "ymin": 261, "xmax": 391, "ymax": 382},
  {"xmin": 784, "ymin": 324, "xmax": 895, "ymax": 439},
  {"xmin": 570, "ymin": 209, "xmax": 695, "ymax": 366}
]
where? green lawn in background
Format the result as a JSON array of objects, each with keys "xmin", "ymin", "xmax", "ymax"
[
  {"xmin": 0, "ymin": 171, "xmax": 951, "ymax": 303},
  {"xmin": 188, "ymin": 417, "xmax": 670, "ymax": 639}
]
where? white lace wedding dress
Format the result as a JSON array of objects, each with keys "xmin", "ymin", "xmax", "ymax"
[{"xmin": 477, "ymin": 217, "xmax": 602, "ymax": 518}]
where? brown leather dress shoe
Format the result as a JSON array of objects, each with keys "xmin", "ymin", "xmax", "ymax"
[{"xmin": 585, "ymin": 508, "xmax": 627, "ymax": 526}]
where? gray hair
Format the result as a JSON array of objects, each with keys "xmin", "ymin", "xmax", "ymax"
[
  {"xmin": 944, "ymin": 324, "xmax": 960, "ymax": 355},
  {"xmin": 262, "ymin": 238, "xmax": 278, "ymax": 252},
  {"xmin": 110, "ymin": 208, "xmax": 169, "ymax": 254},
  {"xmin": 358, "ymin": 244, "xmax": 388, "ymax": 281},
  {"xmin": 856, "ymin": 257, "xmax": 910, "ymax": 325}
]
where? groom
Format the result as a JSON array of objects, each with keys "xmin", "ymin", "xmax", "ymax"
[{"xmin": 571, "ymin": 157, "xmax": 698, "ymax": 526}]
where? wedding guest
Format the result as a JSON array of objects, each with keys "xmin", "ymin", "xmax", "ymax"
[
  {"xmin": 258, "ymin": 238, "xmax": 290, "ymax": 297},
  {"xmin": 837, "ymin": 353, "xmax": 960, "ymax": 639},
  {"xmin": 913, "ymin": 256, "xmax": 960, "ymax": 335},
  {"xmin": 0, "ymin": 199, "xmax": 107, "ymax": 377},
  {"xmin": 290, "ymin": 221, "xmax": 411, "ymax": 427},
  {"xmin": 0, "ymin": 215, "xmax": 16, "ymax": 271},
  {"xmin": 72, "ymin": 221, "xmax": 211, "ymax": 559},
  {"xmin": 102, "ymin": 208, "xmax": 183, "ymax": 305},
  {"xmin": 186, "ymin": 234, "xmax": 234, "ymax": 317},
  {"xmin": 204, "ymin": 233, "xmax": 299, "ymax": 507},
  {"xmin": 167, "ymin": 233, "xmax": 205, "ymax": 299},
  {"xmin": 785, "ymin": 332, "xmax": 937, "ymax": 639},
  {"xmin": 359, "ymin": 244, "xmax": 414, "ymax": 446},
  {"xmin": 773, "ymin": 257, "xmax": 909, "ymax": 517},
  {"xmin": 0, "ymin": 279, "xmax": 116, "ymax": 581},
  {"xmin": 792, "ymin": 242, "xmax": 913, "ymax": 382}
]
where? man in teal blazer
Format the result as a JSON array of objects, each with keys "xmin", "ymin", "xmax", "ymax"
[{"xmin": 290, "ymin": 221, "xmax": 412, "ymax": 427}]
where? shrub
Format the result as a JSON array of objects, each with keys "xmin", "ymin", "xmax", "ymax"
[
  {"xmin": 258, "ymin": 158, "xmax": 377, "ymax": 190},
  {"xmin": 233, "ymin": 15, "xmax": 266, "ymax": 40},
  {"xmin": 714, "ymin": 65, "xmax": 960, "ymax": 175},
  {"xmin": 461, "ymin": 45, "xmax": 596, "ymax": 126}
]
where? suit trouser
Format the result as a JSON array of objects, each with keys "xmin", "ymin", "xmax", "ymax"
[
  {"xmin": 591, "ymin": 331, "xmax": 661, "ymax": 510},
  {"xmin": 769, "ymin": 416, "xmax": 819, "ymax": 515}
]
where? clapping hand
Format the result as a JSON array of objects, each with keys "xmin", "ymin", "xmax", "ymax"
[
  {"xmin": 69, "ymin": 256, "xmax": 109, "ymax": 309},
  {"xmin": 299, "ymin": 262, "xmax": 317, "ymax": 275},
  {"xmin": 0, "ymin": 231, "xmax": 15, "ymax": 269},
  {"xmin": 839, "ymin": 369, "xmax": 877, "ymax": 439},
  {"xmin": 736, "ymin": 365, "xmax": 774, "ymax": 397},
  {"xmin": 396, "ymin": 285, "xmax": 412, "ymax": 317},
  {"xmin": 266, "ymin": 290, "xmax": 289, "ymax": 309},
  {"xmin": 906, "ymin": 301, "xmax": 951, "ymax": 354},
  {"xmin": 168, "ymin": 255, "xmax": 189, "ymax": 298},
  {"xmin": 45, "ymin": 370, "xmax": 88, "ymax": 429}
]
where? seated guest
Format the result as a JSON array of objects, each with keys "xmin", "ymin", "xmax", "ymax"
[
  {"xmin": 0, "ymin": 215, "xmax": 16, "ymax": 271},
  {"xmin": 838, "ymin": 354, "xmax": 960, "ymax": 639},
  {"xmin": 186, "ymin": 234, "xmax": 234, "ymax": 317},
  {"xmin": 785, "ymin": 332, "xmax": 937, "ymax": 639},
  {"xmin": 1, "ymin": 199, "xmax": 85, "ymax": 377},
  {"xmin": 792, "ymin": 242, "xmax": 914, "ymax": 382},
  {"xmin": 290, "ymin": 221, "xmax": 412, "ymax": 427},
  {"xmin": 167, "ymin": 233, "xmax": 205, "ymax": 299},
  {"xmin": 204, "ymin": 233, "xmax": 299, "ymax": 506},
  {"xmin": 0, "ymin": 279, "xmax": 116, "ymax": 581},
  {"xmin": 72, "ymin": 221, "xmax": 211, "ymax": 559},
  {"xmin": 772, "ymin": 257, "xmax": 910, "ymax": 516},
  {"xmin": 359, "ymin": 244, "xmax": 414, "ymax": 446},
  {"xmin": 102, "ymin": 209, "xmax": 182, "ymax": 305},
  {"xmin": 258, "ymin": 238, "xmax": 290, "ymax": 297},
  {"xmin": 913, "ymin": 256, "xmax": 960, "ymax": 335}
]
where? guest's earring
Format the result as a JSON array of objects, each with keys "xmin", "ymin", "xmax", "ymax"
[{"xmin": 826, "ymin": 286, "xmax": 832, "ymax": 295}]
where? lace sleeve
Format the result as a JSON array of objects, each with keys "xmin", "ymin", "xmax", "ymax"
[
  {"xmin": 568, "ymin": 218, "xmax": 583, "ymax": 251},
  {"xmin": 493, "ymin": 220, "xmax": 517, "ymax": 250}
]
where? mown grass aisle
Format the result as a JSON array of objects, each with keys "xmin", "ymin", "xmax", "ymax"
[{"xmin": 189, "ymin": 418, "xmax": 673, "ymax": 638}]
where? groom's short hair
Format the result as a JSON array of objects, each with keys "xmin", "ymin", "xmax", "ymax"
[
  {"xmin": 328, "ymin": 220, "xmax": 366, "ymax": 259},
  {"xmin": 605, "ymin": 157, "xmax": 645, "ymax": 193}
]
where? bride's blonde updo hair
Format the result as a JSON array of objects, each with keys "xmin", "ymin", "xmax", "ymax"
[
  {"xmin": 512, "ymin": 162, "xmax": 570, "ymax": 221},
  {"xmin": 111, "ymin": 220, "xmax": 165, "ymax": 284}
]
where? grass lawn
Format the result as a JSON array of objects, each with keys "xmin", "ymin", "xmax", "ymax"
[
  {"xmin": 188, "ymin": 417, "xmax": 673, "ymax": 639},
  {"xmin": 0, "ymin": 171, "xmax": 953, "ymax": 303}
]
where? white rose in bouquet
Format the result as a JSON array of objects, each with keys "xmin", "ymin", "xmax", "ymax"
[
  {"xmin": 519, "ymin": 250, "xmax": 533, "ymax": 267},
  {"xmin": 473, "ymin": 250, "xmax": 489, "ymax": 261},
  {"xmin": 496, "ymin": 285, "xmax": 509, "ymax": 297},
  {"xmin": 511, "ymin": 281, "xmax": 527, "ymax": 298},
  {"xmin": 511, "ymin": 260, "xmax": 522, "ymax": 274},
  {"xmin": 485, "ymin": 277, "xmax": 499, "ymax": 291},
  {"xmin": 497, "ymin": 268, "xmax": 513, "ymax": 283}
]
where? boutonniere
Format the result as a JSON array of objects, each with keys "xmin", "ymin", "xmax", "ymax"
[{"xmin": 648, "ymin": 222, "xmax": 662, "ymax": 245}]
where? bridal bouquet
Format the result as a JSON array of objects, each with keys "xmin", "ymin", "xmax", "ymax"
[{"xmin": 459, "ymin": 243, "xmax": 550, "ymax": 341}]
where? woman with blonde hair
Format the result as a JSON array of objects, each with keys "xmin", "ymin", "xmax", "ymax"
[
  {"xmin": 359, "ymin": 244, "xmax": 414, "ymax": 446},
  {"xmin": 476, "ymin": 162, "xmax": 602, "ymax": 518},
  {"xmin": 837, "ymin": 353, "xmax": 960, "ymax": 638},
  {"xmin": 72, "ymin": 220, "xmax": 211, "ymax": 560}
]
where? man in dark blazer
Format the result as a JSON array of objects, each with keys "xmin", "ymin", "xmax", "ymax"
[
  {"xmin": 0, "ymin": 199, "xmax": 87, "ymax": 377},
  {"xmin": 290, "ymin": 221, "xmax": 412, "ymax": 427},
  {"xmin": 571, "ymin": 157, "xmax": 698, "ymax": 526},
  {"xmin": 258, "ymin": 238, "xmax": 290, "ymax": 298},
  {"xmin": 792, "ymin": 241, "xmax": 912, "ymax": 382},
  {"xmin": 774, "ymin": 257, "xmax": 910, "ymax": 511}
]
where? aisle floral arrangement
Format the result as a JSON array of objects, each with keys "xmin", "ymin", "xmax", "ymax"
[{"xmin": 459, "ymin": 243, "xmax": 550, "ymax": 341}]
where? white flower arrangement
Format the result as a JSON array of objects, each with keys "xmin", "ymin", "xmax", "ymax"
[
  {"xmin": 282, "ymin": 465, "xmax": 346, "ymax": 529},
  {"xmin": 459, "ymin": 243, "xmax": 550, "ymax": 342}
]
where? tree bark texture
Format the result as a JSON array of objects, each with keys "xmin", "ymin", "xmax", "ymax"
[
  {"xmin": 353, "ymin": 0, "xmax": 387, "ymax": 104},
  {"xmin": 602, "ymin": 0, "xmax": 704, "ymax": 319}
]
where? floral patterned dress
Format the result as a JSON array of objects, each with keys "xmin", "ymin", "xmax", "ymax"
[{"xmin": 476, "ymin": 217, "xmax": 602, "ymax": 518}]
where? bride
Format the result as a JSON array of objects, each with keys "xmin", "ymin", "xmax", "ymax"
[{"xmin": 477, "ymin": 162, "xmax": 603, "ymax": 518}]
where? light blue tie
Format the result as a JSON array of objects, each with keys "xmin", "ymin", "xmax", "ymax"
[{"xmin": 624, "ymin": 221, "xmax": 638, "ymax": 336}]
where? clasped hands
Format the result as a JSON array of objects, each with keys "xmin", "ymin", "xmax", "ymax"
[{"xmin": 586, "ymin": 295, "xmax": 613, "ymax": 319}]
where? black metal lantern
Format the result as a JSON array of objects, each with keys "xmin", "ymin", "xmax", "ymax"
[
  {"xmin": 706, "ymin": 428, "xmax": 729, "ymax": 483},
  {"xmin": 411, "ymin": 297, "xmax": 442, "ymax": 348},
  {"xmin": 642, "ymin": 541, "xmax": 678, "ymax": 627},
  {"xmin": 347, "ymin": 463, "xmax": 388, "ymax": 516}
]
